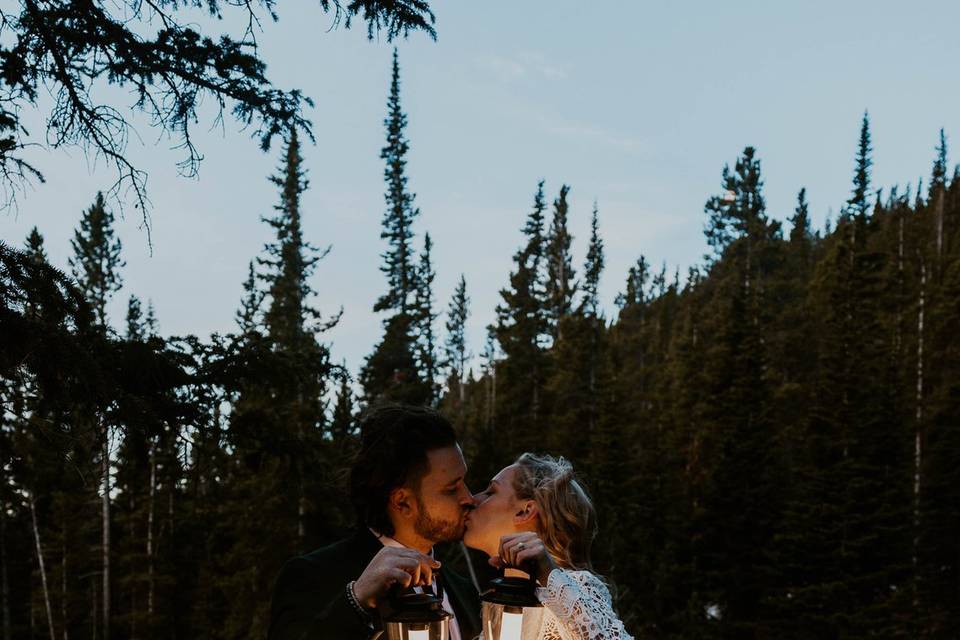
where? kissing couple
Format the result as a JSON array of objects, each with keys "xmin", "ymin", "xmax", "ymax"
[{"xmin": 267, "ymin": 404, "xmax": 632, "ymax": 640}]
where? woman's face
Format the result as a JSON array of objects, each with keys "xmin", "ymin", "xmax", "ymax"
[{"xmin": 463, "ymin": 464, "xmax": 534, "ymax": 557}]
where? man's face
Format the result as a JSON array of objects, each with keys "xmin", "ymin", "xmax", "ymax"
[{"xmin": 411, "ymin": 445, "xmax": 475, "ymax": 544}]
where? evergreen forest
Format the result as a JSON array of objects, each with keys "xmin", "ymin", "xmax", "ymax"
[{"xmin": 2, "ymin": 50, "xmax": 959, "ymax": 640}]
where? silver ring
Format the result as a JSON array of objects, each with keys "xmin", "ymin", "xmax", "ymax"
[{"xmin": 516, "ymin": 542, "xmax": 525, "ymax": 551}]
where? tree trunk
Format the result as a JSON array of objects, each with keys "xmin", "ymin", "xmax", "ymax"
[
  {"xmin": 101, "ymin": 424, "xmax": 111, "ymax": 640},
  {"xmin": 896, "ymin": 212, "xmax": 904, "ymax": 354},
  {"xmin": 29, "ymin": 494, "xmax": 56, "ymax": 640},
  {"xmin": 936, "ymin": 190, "xmax": 944, "ymax": 265},
  {"xmin": 61, "ymin": 519, "xmax": 68, "ymax": 640},
  {"xmin": 147, "ymin": 440, "xmax": 156, "ymax": 621},
  {"xmin": 91, "ymin": 578, "xmax": 97, "ymax": 640},
  {"xmin": 297, "ymin": 391, "xmax": 306, "ymax": 549},
  {"xmin": 913, "ymin": 255, "xmax": 926, "ymax": 606},
  {"xmin": 0, "ymin": 500, "xmax": 11, "ymax": 640}
]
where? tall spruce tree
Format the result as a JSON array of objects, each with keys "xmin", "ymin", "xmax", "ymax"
[
  {"xmin": 330, "ymin": 365, "xmax": 356, "ymax": 444},
  {"xmin": 125, "ymin": 295, "xmax": 145, "ymax": 341},
  {"xmin": 69, "ymin": 192, "xmax": 124, "ymax": 329},
  {"xmin": 443, "ymin": 274, "xmax": 470, "ymax": 406},
  {"xmin": 579, "ymin": 201, "xmax": 604, "ymax": 317},
  {"xmin": 260, "ymin": 128, "xmax": 340, "ymax": 351},
  {"xmin": 930, "ymin": 128, "xmax": 948, "ymax": 264},
  {"xmin": 24, "ymin": 227, "xmax": 47, "ymax": 264},
  {"xmin": 545, "ymin": 184, "xmax": 577, "ymax": 339},
  {"xmin": 543, "ymin": 199, "xmax": 606, "ymax": 456},
  {"xmin": 697, "ymin": 146, "xmax": 785, "ymax": 637},
  {"xmin": 68, "ymin": 190, "xmax": 127, "ymax": 640},
  {"xmin": 847, "ymin": 111, "xmax": 873, "ymax": 220},
  {"xmin": 414, "ymin": 233, "xmax": 439, "ymax": 404},
  {"xmin": 236, "ymin": 261, "xmax": 263, "ymax": 336},
  {"xmin": 494, "ymin": 181, "xmax": 550, "ymax": 452},
  {"xmin": 361, "ymin": 48, "xmax": 430, "ymax": 406},
  {"xmin": 374, "ymin": 48, "xmax": 419, "ymax": 316}
]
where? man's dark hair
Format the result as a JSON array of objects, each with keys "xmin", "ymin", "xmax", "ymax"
[{"xmin": 350, "ymin": 403, "xmax": 458, "ymax": 536}]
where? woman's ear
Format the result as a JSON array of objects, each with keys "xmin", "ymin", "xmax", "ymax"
[{"xmin": 513, "ymin": 499, "xmax": 539, "ymax": 526}]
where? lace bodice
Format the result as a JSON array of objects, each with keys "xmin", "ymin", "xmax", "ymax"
[{"xmin": 525, "ymin": 569, "xmax": 633, "ymax": 640}]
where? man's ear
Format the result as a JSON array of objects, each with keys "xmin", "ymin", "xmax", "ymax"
[
  {"xmin": 389, "ymin": 487, "xmax": 416, "ymax": 519},
  {"xmin": 513, "ymin": 500, "xmax": 539, "ymax": 526}
]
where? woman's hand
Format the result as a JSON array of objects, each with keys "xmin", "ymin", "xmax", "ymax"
[{"xmin": 489, "ymin": 532, "xmax": 558, "ymax": 585}]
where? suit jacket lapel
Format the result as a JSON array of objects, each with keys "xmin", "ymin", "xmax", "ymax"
[{"xmin": 442, "ymin": 569, "xmax": 481, "ymax": 640}]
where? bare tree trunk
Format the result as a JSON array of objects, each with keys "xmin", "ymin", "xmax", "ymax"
[
  {"xmin": 101, "ymin": 424, "xmax": 110, "ymax": 640},
  {"xmin": 29, "ymin": 494, "xmax": 56, "ymax": 640},
  {"xmin": 896, "ymin": 212, "xmax": 904, "ymax": 354},
  {"xmin": 0, "ymin": 501, "xmax": 11, "ymax": 640},
  {"xmin": 91, "ymin": 578, "xmax": 96, "ymax": 640},
  {"xmin": 61, "ymin": 521, "xmax": 68, "ymax": 640},
  {"xmin": 297, "ymin": 392, "xmax": 306, "ymax": 549},
  {"xmin": 914, "ymin": 256, "xmax": 926, "ymax": 606},
  {"xmin": 936, "ymin": 191, "xmax": 944, "ymax": 264},
  {"xmin": 147, "ymin": 440, "xmax": 156, "ymax": 621}
]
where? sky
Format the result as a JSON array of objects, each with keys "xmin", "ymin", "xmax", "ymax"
[{"xmin": 2, "ymin": 0, "xmax": 959, "ymax": 382}]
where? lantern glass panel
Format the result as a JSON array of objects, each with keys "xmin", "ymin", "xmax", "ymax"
[
  {"xmin": 482, "ymin": 602, "xmax": 527, "ymax": 640},
  {"xmin": 383, "ymin": 619, "xmax": 449, "ymax": 640}
]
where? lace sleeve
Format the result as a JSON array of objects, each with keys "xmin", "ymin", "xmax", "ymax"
[{"xmin": 535, "ymin": 569, "xmax": 633, "ymax": 640}]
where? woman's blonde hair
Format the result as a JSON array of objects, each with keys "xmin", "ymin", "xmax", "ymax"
[{"xmin": 511, "ymin": 453, "xmax": 597, "ymax": 571}]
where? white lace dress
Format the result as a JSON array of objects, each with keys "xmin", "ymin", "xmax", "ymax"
[{"xmin": 506, "ymin": 569, "xmax": 633, "ymax": 640}]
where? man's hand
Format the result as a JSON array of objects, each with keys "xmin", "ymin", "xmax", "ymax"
[{"xmin": 353, "ymin": 547, "xmax": 441, "ymax": 609}]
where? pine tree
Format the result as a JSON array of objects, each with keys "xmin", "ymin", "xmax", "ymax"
[
  {"xmin": 414, "ymin": 233, "xmax": 439, "ymax": 404},
  {"xmin": 930, "ymin": 128, "xmax": 948, "ymax": 264},
  {"xmin": 615, "ymin": 256, "xmax": 650, "ymax": 310},
  {"xmin": 67, "ymin": 191, "xmax": 127, "ymax": 640},
  {"xmin": 579, "ymin": 201, "xmax": 604, "ymax": 317},
  {"xmin": 847, "ymin": 111, "xmax": 873, "ymax": 220},
  {"xmin": 144, "ymin": 301, "xmax": 158, "ymax": 338},
  {"xmin": 330, "ymin": 365, "xmax": 356, "ymax": 443},
  {"xmin": 126, "ymin": 295, "xmax": 144, "ymax": 341},
  {"xmin": 361, "ymin": 49, "xmax": 430, "ymax": 406},
  {"xmin": 260, "ymin": 128, "xmax": 339, "ymax": 351},
  {"xmin": 24, "ymin": 227, "xmax": 47, "ymax": 264},
  {"xmin": 69, "ymin": 192, "xmax": 124, "ymax": 329},
  {"xmin": 696, "ymin": 146, "xmax": 785, "ymax": 637},
  {"xmin": 443, "ymin": 274, "xmax": 470, "ymax": 406},
  {"xmin": 494, "ymin": 181, "xmax": 550, "ymax": 452},
  {"xmin": 236, "ymin": 261, "xmax": 263, "ymax": 335},
  {"xmin": 544, "ymin": 184, "xmax": 577, "ymax": 339},
  {"xmin": 543, "ymin": 199, "xmax": 606, "ymax": 456},
  {"xmin": 917, "ymin": 193, "xmax": 960, "ymax": 631},
  {"xmin": 374, "ymin": 48, "xmax": 419, "ymax": 316}
]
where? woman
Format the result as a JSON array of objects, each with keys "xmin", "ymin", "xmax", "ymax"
[{"xmin": 463, "ymin": 453, "xmax": 632, "ymax": 640}]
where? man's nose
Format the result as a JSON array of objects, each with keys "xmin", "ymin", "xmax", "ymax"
[{"xmin": 461, "ymin": 490, "xmax": 480, "ymax": 509}]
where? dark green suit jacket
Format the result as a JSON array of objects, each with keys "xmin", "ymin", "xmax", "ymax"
[{"xmin": 267, "ymin": 529, "xmax": 481, "ymax": 640}]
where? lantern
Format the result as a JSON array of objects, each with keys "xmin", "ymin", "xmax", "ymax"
[
  {"xmin": 379, "ymin": 586, "xmax": 452, "ymax": 640},
  {"xmin": 480, "ymin": 568, "xmax": 542, "ymax": 640}
]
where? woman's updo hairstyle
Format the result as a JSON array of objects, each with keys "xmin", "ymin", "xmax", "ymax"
[{"xmin": 511, "ymin": 453, "xmax": 597, "ymax": 571}]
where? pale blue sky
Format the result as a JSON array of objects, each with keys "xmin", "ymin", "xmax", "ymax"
[{"xmin": 2, "ymin": 1, "xmax": 959, "ymax": 382}]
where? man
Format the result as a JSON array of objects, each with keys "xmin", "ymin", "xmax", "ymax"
[{"xmin": 267, "ymin": 404, "xmax": 482, "ymax": 640}]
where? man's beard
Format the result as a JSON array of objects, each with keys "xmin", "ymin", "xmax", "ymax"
[{"xmin": 413, "ymin": 496, "xmax": 465, "ymax": 543}]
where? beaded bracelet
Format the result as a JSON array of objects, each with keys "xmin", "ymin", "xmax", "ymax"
[{"xmin": 346, "ymin": 580, "xmax": 374, "ymax": 625}]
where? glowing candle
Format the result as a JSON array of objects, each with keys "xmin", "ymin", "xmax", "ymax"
[{"xmin": 499, "ymin": 610, "xmax": 524, "ymax": 640}]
